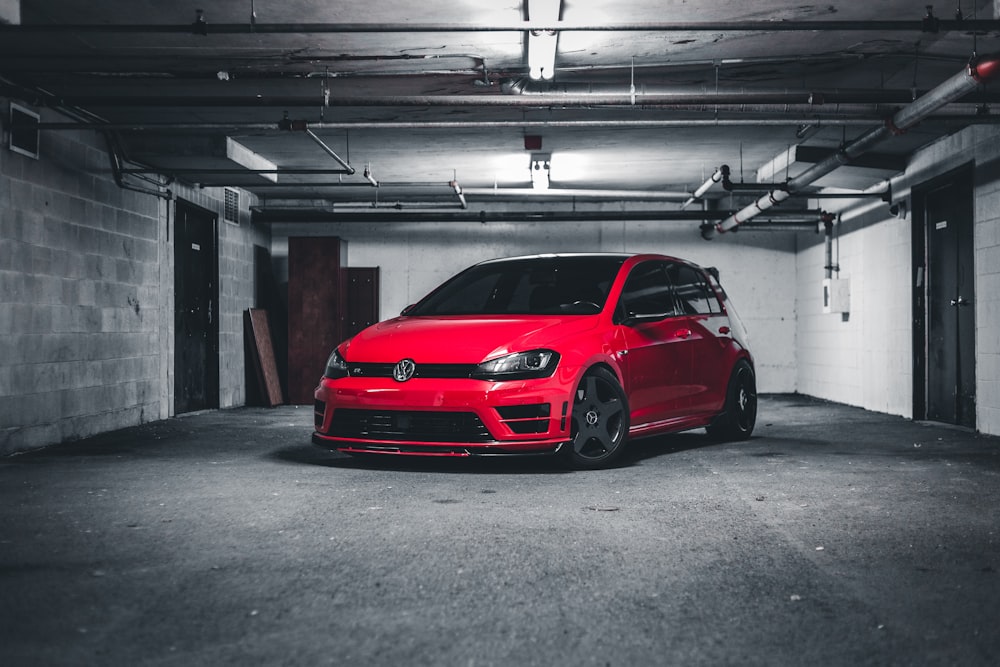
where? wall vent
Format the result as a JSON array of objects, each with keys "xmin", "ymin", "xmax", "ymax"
[
  {"xmin": 9, "ymin": 103, "xmax": 40, "ymax": 159},
  {"xmin": 224, "ymin": 188, "xmax": 240, "ymax": 225}
]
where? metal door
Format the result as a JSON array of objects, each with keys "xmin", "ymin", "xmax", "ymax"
[
  {"xmin": 924, "ymin": 177, "xmax": 975, "ymax": 427},
  {"xmin": 174, "ymin": 201, "xmax": 219, "ymax": 414}
]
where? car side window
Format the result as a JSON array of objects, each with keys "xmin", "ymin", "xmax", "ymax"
[
  {"xmin": 618, "ymin": 261, "xmax": 679, "ymax": 320},
  {"xmin": 669, "ymin": 263, "xmax": 719, "ymax": 314}
]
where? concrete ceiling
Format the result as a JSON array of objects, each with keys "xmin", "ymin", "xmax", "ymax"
[{"xmin": 3, "ymin": 1, "xmax": 1000, "ymax": 226}]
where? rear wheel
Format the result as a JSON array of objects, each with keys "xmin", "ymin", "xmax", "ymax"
[
  {"xmin": 566, "ymin": 367, "xmax": 629, "ymax": 469},
  {"xmin": 706, "ymin": 359, "xmax": 757, "ymax": 441}
]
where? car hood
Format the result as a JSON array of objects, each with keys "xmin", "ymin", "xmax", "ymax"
[{"xmin": 343, "ymin": 315, "xmax": 599, "ymax": 364}]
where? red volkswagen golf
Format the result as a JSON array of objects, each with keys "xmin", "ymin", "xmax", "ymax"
[{"xmin": 313, "ymin": 253, "xmax": 756, "ymax": 469}]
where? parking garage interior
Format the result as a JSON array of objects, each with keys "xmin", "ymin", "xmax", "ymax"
[{"xmin": 2, "ymin": 1, "xmax": 1000, "ymax": 664}]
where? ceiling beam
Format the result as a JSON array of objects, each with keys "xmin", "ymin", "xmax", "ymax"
[{"xmin": 3, "ymin": 19, "xmax": 999, "ymax": 34}]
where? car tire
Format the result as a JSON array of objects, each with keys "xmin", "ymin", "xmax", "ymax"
[
  {"xmin": 706, "ymin": 359, "xmax": 757, "ymax": 441},
  {"xmin": 565, "ymin": 367, "xmax": 630, "ymax": 470}
]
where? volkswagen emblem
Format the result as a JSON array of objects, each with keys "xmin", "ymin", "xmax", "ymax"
[{"xmin": 392, "ymin": 358, "xmax": 417, "ymax": 382}]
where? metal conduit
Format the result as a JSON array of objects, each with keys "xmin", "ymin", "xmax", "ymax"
[{"xmin": 706, "ymin": 53, "xmax": 1000, "ymax": 238}]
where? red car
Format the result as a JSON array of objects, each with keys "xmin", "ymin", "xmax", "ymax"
[{"xmin": 313, "ymin": 253, "xmax": 756, "ymax": 469}]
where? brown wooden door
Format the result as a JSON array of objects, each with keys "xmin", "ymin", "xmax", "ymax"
[{"xmin": 287, "ymin": 237, "xmax": 342, "ymax": 405}]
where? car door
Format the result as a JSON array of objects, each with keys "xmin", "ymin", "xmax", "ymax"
[
  {"xmin": 613, "ymin": 261, "xmax": 693, "ymax": 425},
  {"xmin": 667, "ymin": 262, "xmax": 731, "ymax": 414}
]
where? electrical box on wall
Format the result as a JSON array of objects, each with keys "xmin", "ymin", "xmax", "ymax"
[{"xmin": 823, "ymin": 278, "xmax": 850, "ymax": 314}]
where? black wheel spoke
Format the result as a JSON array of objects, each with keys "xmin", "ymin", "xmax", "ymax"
[
  {"xmin": 568, "ymin": 369, "xmax": 629, "ymax": 466},
  {"xmin": 707, "ymin": 361, "xmax": 757, "ymax": 442}
]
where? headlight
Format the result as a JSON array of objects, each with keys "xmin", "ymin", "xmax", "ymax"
[
  {"xmin": 471, "ymin": 349, "xmax": 559, "ymax": 381},
  {"xmin": 324, "ymin": 349, "xmax": 349, "ymax": 379}
]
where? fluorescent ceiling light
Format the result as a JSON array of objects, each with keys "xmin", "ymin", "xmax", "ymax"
[
  {"xmin": 530, "ymin": 153, "xmax": 551, "ymax": 190},
  {"xmin": 526, "ymin": 0, "xmax": 560, "ymax": 80}
]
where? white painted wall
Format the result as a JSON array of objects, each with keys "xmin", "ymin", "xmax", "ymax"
[
  {"xmin": 795, "ymin": 206, "xmax": 912, "ymax": 416},
  {"xmin": 272, "ymin": 212, "xmax": 799, "ymax": 393}
]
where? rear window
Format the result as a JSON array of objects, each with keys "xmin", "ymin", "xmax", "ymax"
[{"xmin": 407, "ymin": 256, "xmax": 625, "ymax": 316}]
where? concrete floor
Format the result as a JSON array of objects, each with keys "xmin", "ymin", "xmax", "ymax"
[{"xmin": 1, "ymin": 395, "xmax": 999, "ymax": 666}]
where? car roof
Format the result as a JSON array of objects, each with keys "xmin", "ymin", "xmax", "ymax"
[{"xmin": 474, "ymin": 252, "xmax": 695, "ymax": 268}]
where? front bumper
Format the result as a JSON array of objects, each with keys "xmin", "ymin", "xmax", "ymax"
[{"xmin": 312, "ymin": 375, "xmax": 574, "ymax": 456}]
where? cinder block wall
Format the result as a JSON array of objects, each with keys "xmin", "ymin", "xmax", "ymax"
[
  {"xmin": 795, "ymin": 125, "xmax": 1000, "ymax": 435},
  {"xmin": 271, "ymin": 213, "xmax": 800, "ymax": 394},
  {"xmin": 0, "ymin": 100, "xmax": 264, "ymax": 454}
]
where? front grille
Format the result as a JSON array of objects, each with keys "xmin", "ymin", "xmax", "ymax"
[
  {"xmin": 347, "ymin": 363, "xmax": 477, "ymax": 379},
  {"xmin": 328, "ymin": 409, "xmax": 494, "ymax": 443}
]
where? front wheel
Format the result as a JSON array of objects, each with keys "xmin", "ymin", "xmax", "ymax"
[
  {"xmin": 565, "ymin": 367, "xmax": 630, "ymax": 470},
  {"xmin": 706, "ymin": 359, "xmax": 757, "ymax": 441}
]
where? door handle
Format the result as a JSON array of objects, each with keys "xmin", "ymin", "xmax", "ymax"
[
  {"xmin": 950, "ymin": 296, "xmax": 971, "ymax": 307},
  {"xmin": 718, "ymin": 326, "xmax": 731, "ymax": 335},
  {"xmin": 674, "ymin": 328, "xmax": 692, "ymax": 339}
]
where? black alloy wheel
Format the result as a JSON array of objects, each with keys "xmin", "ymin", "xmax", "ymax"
[
  {"xmin": 567, "ymin": 367, "xmax": 629, "ymax": 469},
  {"xmin": 707, "ymin": 359, "xmax": 757, "ymax": 441}
]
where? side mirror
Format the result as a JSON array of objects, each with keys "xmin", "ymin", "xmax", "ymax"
[{"xmin": 622, "ymin": 309, "xmax": 670, "ymax": 326}]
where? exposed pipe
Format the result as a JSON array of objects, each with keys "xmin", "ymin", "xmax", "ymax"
[
  {"xmin": 363, "ymin": 163, "xmax": 379, "ymax": 187},
  {"xmin": 705, "ymin": 53, "xmax": 1000, "ymax": 238},
  {"xmin": 740, "ymin": 220, "xmax": 829, "ymax": 232},
  {"xmin": 36, "ymin": 93, "xmax": 1000, "ymax": 109},
  {"xmin": 304, "ymin": 128, "xmax": 356, "ymax": 175},
  {"xmin": 504, "ymin": 80, "xmax": 988, "ymax": 106},
  {"xmin": 122, "ymin": 167, "xmax": 352, "ymax": 175},
  {"xmin": 461, "ymin": 187, "xmax": 692, "ymax": 200},
  {"xmin": 251, "ymin": 207, "xmax": 826, "ymax": 225},
  {"xmin": 824, "ymin": 218, "xmax": 837, "ymax": 280},
  {"xmin": 450, "ymin": 181, "xmax": 468, "ymax": 209},
  {"xmin": 103, "ymin": 132, "xmax": 173, "ymax": 200},
  {"xmin": 337, "ymin": 201, "xmax": 468, "ymax": 210},
  {"xmin": 682, "ymin": 165, "xmax": 728, "ymax": 209},
  {"xmin": 33, "ymin": 113, "xmax": 1000, "ymax": 132}
]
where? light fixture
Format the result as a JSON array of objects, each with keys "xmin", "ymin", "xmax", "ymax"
[
  {"xmin": 526, "ymin": 0, "xmax": 560, "ymax": 80},
  {"xmin": 530, "ymin": 153, "xmax": 551, "ymax": 190}
]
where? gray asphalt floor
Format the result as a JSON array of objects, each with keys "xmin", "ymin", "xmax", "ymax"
[{"xmin": 2, "ymin": 395, "xmax": 999, "ymax": 666}]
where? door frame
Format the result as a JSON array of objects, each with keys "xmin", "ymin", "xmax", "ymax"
[{"xmin": 910, "ymin": 162, "xmax": 976, "ymax": 424}]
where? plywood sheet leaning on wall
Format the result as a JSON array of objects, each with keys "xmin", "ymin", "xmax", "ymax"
[{"xmin": 245, "ymin": 309, "xmax": 284, "ymax": 407}]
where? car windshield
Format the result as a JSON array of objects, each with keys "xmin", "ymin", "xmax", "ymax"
[{"xmin": 406, "ymin": 256, "xmax": 626, "ymax": 316}]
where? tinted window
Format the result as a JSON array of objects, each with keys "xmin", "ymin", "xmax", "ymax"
[
  {"xmin": 668, "ymin": 263, "xmax": 719, "ymax": 314},
  {"xmin": 619, "ymin": 261, "xmax": 679, "ymax": 318},
  {"xmin": 408, "ymin": 256, "xmax": 625, "ymax": 316}
]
